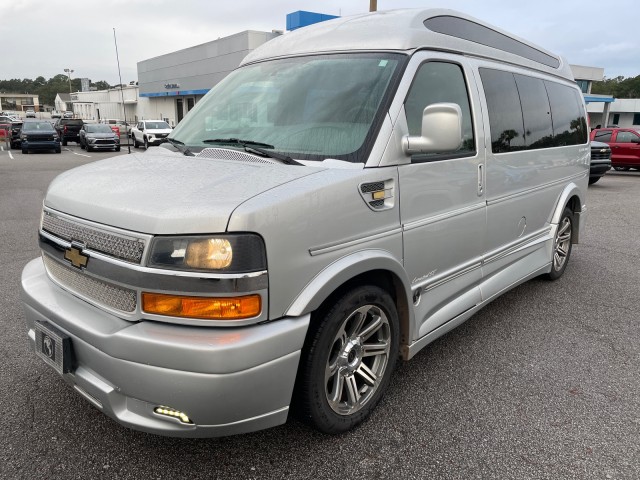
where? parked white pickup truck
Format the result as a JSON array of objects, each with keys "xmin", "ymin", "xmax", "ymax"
[{"xmin": 130, "ymin": 120, "xmax": 172, "ymax": 149}]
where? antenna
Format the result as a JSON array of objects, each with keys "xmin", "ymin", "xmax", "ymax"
[{"xmin": 113, "ymin": 28, "xmax": 131, "ymax": 154}]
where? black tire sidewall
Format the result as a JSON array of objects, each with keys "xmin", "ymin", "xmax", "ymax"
[{"xmin": 297, "ymin": 285, "xmax": 399, "ymax": 434}]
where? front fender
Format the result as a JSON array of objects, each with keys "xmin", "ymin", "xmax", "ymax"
[{"xmin": 285, "ymin": 248, "xmax": 413, "ymax": 322}]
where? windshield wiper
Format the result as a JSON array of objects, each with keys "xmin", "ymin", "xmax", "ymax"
[
  {"xmin": 202, "ymin": 138, "xmax": 303, "ymax": 166},
  {"xmin": 167, "ymin": 137, "xmax": 194, "ymax": 156},
  {"xmin": 203, "ymin": 138, "xmax": 275, "ymax": 148}
]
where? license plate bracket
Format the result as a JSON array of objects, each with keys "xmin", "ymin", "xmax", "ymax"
[{"xmin": 34, "ymin": 321, "xmax": 73, "ymax": 374}]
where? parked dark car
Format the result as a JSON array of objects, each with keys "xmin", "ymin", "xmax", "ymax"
[
  {"xmin": 0, "ymin": 116, "xmax": 25, "ymax": 149},
  {"xmin": 590, "ymin": 128, "xmax": 640, "ymax": 171},
  {"xmin": 589, "ymin": 140, "xmax": 612, "ymax": 185},
  {"xmin": 20, "ymin": 121, "xmax": 61, "ymax": 154},
  {"xmin": 79, "ymin": 123, "xmax": 120, "ymax": 152},
  {"xmin": 53, "ymin": 118, "xmax": 84, "ymax": 145}
]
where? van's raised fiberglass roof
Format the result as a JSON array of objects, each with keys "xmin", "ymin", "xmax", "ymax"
[{"xmin": 242, "ymin": 9, "xmax": 574, "ymax": 81}]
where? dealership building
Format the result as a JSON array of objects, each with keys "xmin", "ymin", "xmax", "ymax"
[{"xmin": 62, "ymin": 11, "xmax": 639, "ymax": 130}]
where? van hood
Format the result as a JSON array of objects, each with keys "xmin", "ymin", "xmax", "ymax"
[{"xmin": 44, "ymin": 150, "xmax": 321, "ymax": 234}]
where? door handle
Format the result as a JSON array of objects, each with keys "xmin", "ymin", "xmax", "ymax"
[{"xmin": 477, "ymin": 164, "xmax": 484, "ymax": 196}]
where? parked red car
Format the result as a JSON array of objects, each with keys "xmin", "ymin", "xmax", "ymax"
[{"xmin": 590, "ymin": 128, "xmax": 640, "ymax": 171}]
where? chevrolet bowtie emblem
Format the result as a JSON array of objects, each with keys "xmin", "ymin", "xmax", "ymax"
[{"xmin": 64, "ymin": 246, "xmax": 89, "ymax": 269}]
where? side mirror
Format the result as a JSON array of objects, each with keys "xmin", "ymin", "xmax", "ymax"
[{"xmin": 403, "ymin": 103, "xmax": 463, "ymax": 155}]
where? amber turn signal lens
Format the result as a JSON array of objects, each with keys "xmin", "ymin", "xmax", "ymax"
[{"xmin": 142, "ymin": 292, "xmax": 261, "ymax": 320}]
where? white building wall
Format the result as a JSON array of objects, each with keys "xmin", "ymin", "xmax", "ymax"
[
  {"xmin": 587, "ymin": 98, "xmax": 640, "ymax": 128},
  {"xmin": 136, "ymin": 97, "xmax": 176, "ymax": 125},
  {"xmin": 72, "ymin": 85, "xmax": 139, "ymax": 123}
]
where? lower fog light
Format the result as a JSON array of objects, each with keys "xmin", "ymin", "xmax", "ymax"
[{"xmin": 154, "ymin": 406, "xmax": 193, "ymax": 424}]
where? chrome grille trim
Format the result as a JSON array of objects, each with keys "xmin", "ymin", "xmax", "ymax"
[
  {"xmin": 42, "ymin": 210, "xmax": 146, "ymax": 263},
  {"xmin": 43, "ymin": 255, "xmax": 137, "ymax": 313}
]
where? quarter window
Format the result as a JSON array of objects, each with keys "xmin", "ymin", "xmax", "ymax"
[
  {"xmin": 405, "ymin": 61, "xmax": 475, "ymax": 159},
  {"xmin": 544, "ymin": 82, "xmax": 588, "ymax": 146}
]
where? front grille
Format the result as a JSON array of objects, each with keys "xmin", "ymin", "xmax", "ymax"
[
  {"xmin": 95, "ymin": 139, "xmax": 115, "ymax": 145},
  {"xmin": 42, "ymin": 211, "xmax": 145, "ymax": 264},
  {"xmin": 28, "ymin": 135, "xmax": 54, "ymax": 141},
  {"xmin": 591, "ymin": 149, "xmax": 611, "ymax": 161},
  {"xmin": 43, "ymin": 255, "xmax": 137, "ymax": 312}
]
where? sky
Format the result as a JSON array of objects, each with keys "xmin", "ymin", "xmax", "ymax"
[{"xmin": 2, "ymin": 0, "xmax": 638, "ymax": 86}]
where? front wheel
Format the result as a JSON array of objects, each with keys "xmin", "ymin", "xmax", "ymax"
[
  {"xmin": 133, "ymin": 136, "xmax": 139, "ymax": 148},
  {"xmin": 545, "ymin": 207, "xmax": 573, "ymax": 280},
  {"xmin": 613, "ymin": 166, "xmax": 629, "ymax": 171},
  {"xmin": 143, "ymin": 137, "xmax": 149, "ymax": 149},
  {"xmin": 295, "ymin": 285, "xmax": 399, "ymax": 434}
]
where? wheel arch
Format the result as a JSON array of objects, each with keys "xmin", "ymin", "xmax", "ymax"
[
  {"xmin": 285, "ymin": 250, "xmax": 414, "ymax": 347},
  {"xmin": 551, "ymin": 182, "xmax": 584, "ymax": 244}
]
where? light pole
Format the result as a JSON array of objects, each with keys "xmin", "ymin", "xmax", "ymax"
[{"xmin": 63, "ymin": 68, "xmax": 74, "ymax": 94}]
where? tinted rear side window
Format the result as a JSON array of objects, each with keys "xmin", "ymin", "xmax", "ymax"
[
  {"xmin": 479, "ymin": 68, "xmax": 525, "ymax": 153},
  {"xmin": 481, "ymin": 68, "xmax": 587, "ymax": 153},
  {"xmin": 514, "ymin": 74, "xmax": 554, "ymax": 149},
  {"xmin": 544, "ymin": 82, "xmax": 588, "ymax": 146}
]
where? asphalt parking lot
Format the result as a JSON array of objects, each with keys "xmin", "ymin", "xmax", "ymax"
[{"xmin": 0, "ymin": 148, "xmax": 638, "ymax": 479}]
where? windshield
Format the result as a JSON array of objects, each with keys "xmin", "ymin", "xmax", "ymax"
[
  {"xmin": 170, "ymin": 53, "xmax": 404, "ymax": 162},
  {"xmin": 23, "ymin": 122, "xmax": 53, "ymax": 131},
  {"xmin": 86, "ymin": 124, "xmax": 114, "ymax": 133},
  {"xmin": 146, "ymin": 121, "xmax": 170, "ymax": 129}
]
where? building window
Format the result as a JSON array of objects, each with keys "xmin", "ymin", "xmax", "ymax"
[
  {"xmin": 576, "ymin": 80, "xmax": 589, "ymax": 93},
  {"xmin": 612, "ymin": 114, "xmax": 620, "ymax": 125},
  {"xmin": 633, "ymin": 113, "xmax": 640, "ymax": 125}
]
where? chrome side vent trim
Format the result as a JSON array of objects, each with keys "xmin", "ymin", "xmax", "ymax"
[{"xmin": 359, "ymin": 179, "xmax": 395, "ymax": 211}]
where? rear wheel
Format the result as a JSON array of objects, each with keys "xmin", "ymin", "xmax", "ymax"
[
  {"xmin": 295, "ymin": 285, "xmax": 399, "ymax": 434},
  {"xmin": 545, "ymin": 207, "xmax": 573, "ymax": 280}
]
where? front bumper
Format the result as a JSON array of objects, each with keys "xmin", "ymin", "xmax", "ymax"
[
  {"xmin": 22, "ymin": 140, "xmax": 61, "ymax": 150},
  {"xmin": 21, "ymin": 258, "xmax": 310, "ymax": 437},
  {"xmin": 589, "ymin": 160, "xmax": 611, "ymax": 178}
]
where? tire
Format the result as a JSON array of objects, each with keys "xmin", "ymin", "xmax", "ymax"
[
  {"xmin": 62, "ymin": 137, "xmax": 67, "ymax": 146},
  {"xmin": 80, "ymin": 140, "xmax": 85, "ymax": 150},
  {"xmin": 133, "ymin": 136, "xmax": 139, "ymax": 148},
  {"xmin": 295, "ymin": 285, "xmax": 399, "ymax": 434},
  {"xmin": 588, "ymin": 177, "xmax": 600, "ymax": 185},
  {"xmin": 115, "ymin": 146, "xmax": 121, "ymax": 152},
  {"xmin": 143, "ymin": 137, "xmax": 149, "ymax": 149},
  {"xmin": 55, "ymin": 147, "xmax": 61, "ymax": 154},
  {"xmin": 613, "ymin": 166, "xmax": 629, "ymax": 171},
  {"xmin": 22, "ymin": 148, "xmax": 27, "ymax": 154},
  {"xmin": 545, "ymin": 207, "xmax": 573, "ymax": 280},
  {"xmin": 86, "ymin": 145, "xmax": 93, "ymax": 152}
]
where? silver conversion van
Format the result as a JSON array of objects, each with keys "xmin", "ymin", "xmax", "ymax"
[{"xmin": 21, "ymin": 9, "xmax": 589, "ymax": 437}]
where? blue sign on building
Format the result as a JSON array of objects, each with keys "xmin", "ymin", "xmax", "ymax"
[{"xmin": 286, "ymin": 11, "xmax": 339, "ymax": 31}]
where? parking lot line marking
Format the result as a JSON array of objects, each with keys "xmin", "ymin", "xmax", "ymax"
[
  {"xmin": 8, "ymin": 151, "xmax": 14, "ymax": 160},
  {"xmin": 72, "ymin": 152, "xmax": 91, "ymax": 158}
]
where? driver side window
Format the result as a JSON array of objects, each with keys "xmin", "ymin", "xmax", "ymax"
[{"xmin": 404, "ymin": 61, "xmax": 475, "ymax": 159}]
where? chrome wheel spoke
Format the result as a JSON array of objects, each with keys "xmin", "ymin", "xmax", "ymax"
[
  {"xmin": 328, "ymin": 372, "xmax": 344, "ymax": 405},
  {"xmin": 358, "ymin": 313, "xmax": 383, "ymax": 342},
  {"xmin": 356, "ymin": 363, "xmax": 377, "ymax": 387},
  {"xmin": 362, "ymin": 340, "xmax": 388, "ymax": 358},
  {"xmin": 348, "ymin": 310, "xmax": 367, "ymax": 337},
  {"xmin": 345, "ymin": 374, "xmax": 360, "ymax": 408}
]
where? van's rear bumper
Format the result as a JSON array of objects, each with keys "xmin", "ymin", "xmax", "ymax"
[{"xmin": 21, "ymin": 258, "xmax": 310, "ymax": 437}]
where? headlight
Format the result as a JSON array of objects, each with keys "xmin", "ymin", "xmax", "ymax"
[
  {"xmin": 148, "ymin": 234, "xmax": 266, "ymax": 273},
  {"xmin": 21, "ymin": 135, "xmax": 27, "ymax": 140}
]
